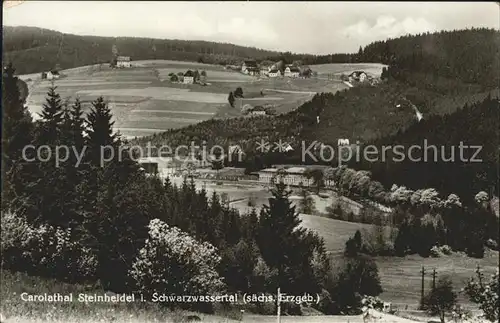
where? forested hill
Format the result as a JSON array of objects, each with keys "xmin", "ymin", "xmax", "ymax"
[
  {"xmin": 361, "ymin": 28, "xmax": 500, "ymax": 88},
  {"xmin": 2, "ymin": 26, "xmax": 280, "ymax": 74},
  {"xmin": 351, "ymin": 96, "xmax": 499, "ymax": 204}
]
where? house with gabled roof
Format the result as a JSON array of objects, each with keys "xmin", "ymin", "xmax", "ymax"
[
  {"xmin": 268, "ymin": 69, "xmax": 281, "ymax": 78},
  {"xmin": 284, "ymin": 66, "xmax": 300, "ymax": 78},
  {"xmin": 183, "ymin": 70, "xmax": 195, "ymax": 84},
  {"xmin": 116, "ymin": 56, "xmax": 131, "ymax": 68},
  {"xmin": 241, "ymin": 60, "xmax": 258, "ymax": 75}
]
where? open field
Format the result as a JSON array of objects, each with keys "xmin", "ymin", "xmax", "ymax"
[{"xmin": 20, "ymin": 60, "xmax": 350, "ymax": 138}]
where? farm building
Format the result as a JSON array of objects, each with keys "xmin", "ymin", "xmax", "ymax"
[
  {"xmin": 348, "ymin": 70, "xmax": 368, "ymax": 83},
  {"xmin": 116, "ymin": 56, "xmax": 132, "ymax": 68},
  {"xmin": 241, "ymin": 60, "xmax": 258, "ymax": 74},
  {"xmin": 183, "ymin": 70, "xmax": 195, "ymax": 84},
  {"xmin": 268, "ymin": 69, "xmax": 281, "ymax": 78},
  {"xmin": 46, "ymin": 70, "xmax": 60, "ymax": 80},
  {"xmin": 257, "ymin": 167, "xmax": 313, "ymax": 187},
  {"xmin": 259, "ymin": 66, "xmax": 270, "ymax": 76},
  {"xmin": 284, "ymin": 66, "xmax": 301, "ymax": 78}
]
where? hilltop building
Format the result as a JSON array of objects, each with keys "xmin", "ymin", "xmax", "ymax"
[
  {"xmin": 46, "ymin": 70, "xmax": 60, "ymax": 80},
  {"xmin": 116, "ymin": 56, "xmax": 132, "ymax": 68}
]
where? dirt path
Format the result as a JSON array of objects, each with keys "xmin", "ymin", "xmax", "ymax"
[{"xmin": 264, "ymin": 88, "xmax": 317, "ymax": 95}]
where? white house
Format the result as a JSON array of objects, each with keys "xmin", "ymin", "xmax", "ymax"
[
  {"xmin": 116, "ymin": 56, "xmax": 131, "ymax": 68},
  {"xmin": 268, "ymin": 69, "xmax": 281, "ymax": 78},
  {"xmin": 284, "ymin": 66, "xmax": 300, "ymax": 78},
  {"xmin": 249, "ymin": 110, "xmax": 267, "ymax": 116},
  {"xmin": 183, "ymin": 70, "xmax": 195, "ymax": 84},
  {"xmin": 257, "ymin": 167, "xmax": 313, "ymax": 187},
  {"xmin": 46, "ymin": 70, "xmax": 60, "ymax": 80}
]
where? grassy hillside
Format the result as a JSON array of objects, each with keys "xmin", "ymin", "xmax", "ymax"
[
  {"xmin": 299, "ymin": 215, "xmax": 499, "ymax": 308},
  {"xmin": 2, "ymin": 26, "xmax": 280, "ymax": 74}
]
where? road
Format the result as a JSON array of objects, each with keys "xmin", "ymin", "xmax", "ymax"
[{"xmin": 264, "ymin": 88, "xmax": 317, "ymax": 95}]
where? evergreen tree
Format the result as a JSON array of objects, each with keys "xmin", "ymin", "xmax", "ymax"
[
  {"xmin": 86, "ymin": 96, "xmax": 117, "ymax": 166},
  {"xmin": 69, "ymin": 98, "xmax": 86, "ymax": 149},
  {"xmin": 39, "ymin": 83, "xmax": 64, "ymax": 145},
  {"xmin": 256, "ymin": 182, "xmax": 324, "ymax": 294},
  {"xmin": 1, "ymin": 63, "xmax": 34, "ymax": 209}
]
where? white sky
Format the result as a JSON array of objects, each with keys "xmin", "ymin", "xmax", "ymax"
[{"xmin": 3, "ymin": 1, "xmax": 499, "ymax": 54}]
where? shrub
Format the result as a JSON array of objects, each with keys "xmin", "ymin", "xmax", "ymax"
[
  {"xmin": 129, "ymin": 219, "xmax": 225, "ymax": 306},
  {"xmin": 430, "ymin": 246, "xmax": 442, "ymax": 258},
  {"xmin": 0, "ymin": 212, "xmax": 98, "ymax": 282}
]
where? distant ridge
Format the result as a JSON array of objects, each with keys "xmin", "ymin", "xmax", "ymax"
[{"xmin": 2, "ymin": 25, "xmax": 281, "ymax": 74}]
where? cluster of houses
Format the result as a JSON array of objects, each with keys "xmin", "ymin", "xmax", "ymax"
[
  {"xmin": 240, "ymin": 60, "xmax": 311, "ymax": 78},
  {"xmin": 170, "ymin": 70, "xmax": 207, "ymax": 85},
  {"xmin": 345, "ymin": 70, "xmax": 380, "ymax": 85}
]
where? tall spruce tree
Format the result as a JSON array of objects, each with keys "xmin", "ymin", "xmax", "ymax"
[
  {"xmin": 86, "ymin": 96, "xmax": 117, "ymax": 166},
  {"xmin": 256, "ymin": 182, "xmax": 324, "ymax": 294},
  {"xmin": 39, "ymin": 83, "xmax": 64, "ymax": 145}
]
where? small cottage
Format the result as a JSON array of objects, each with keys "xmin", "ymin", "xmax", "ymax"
[
  {"xmin": 183, "ymin": 70, "xmax": 195, "ymax": 84},
  {"xmin": 116, "ymin": 56, "xmax": 132, "ymax": 68},
  {"xmin": 268, "ymin": 69, "xmax": 281, "ymax": 78},
  {"xmin": 46, "ymin": 70, "xmax": 60, "ymax": 80}
]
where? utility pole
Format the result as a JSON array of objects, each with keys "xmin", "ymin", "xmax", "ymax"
[
  {"xmin": 432, "ymin": 268, "xmax": 437, "ymax": 291},
  {"xmin": 276, "ymin": 287, "xmax": 281, "ymax": 323},
  {"xmin": 420, "ymin": 266, "xmax": 425, "ymax": 309}
]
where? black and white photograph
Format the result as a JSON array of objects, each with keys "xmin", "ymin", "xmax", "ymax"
[{"xmin": 1, "ymin": 1, "xmax": 499, "ymax": 322}]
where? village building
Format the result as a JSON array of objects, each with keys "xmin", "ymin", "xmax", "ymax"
[
  {"xmin": 246, "ymin": 67, "xmax": 260, "ymax": 76},
  {"xmin": 183, "ymin": 70, "xmax": 195, "ymax": 84},
  {"xmin": 257, "ymin": 167, "xmax": 313, "ymax": 187},
  {"xmin": 46, "ymin": 70, "xmax": 60, "ymax": 80},
  {"xmin": 268, "ymin": 69, "xmax": 281, "ymax": 78},
  {"xmin": 284, "ymin": 66, "xmax": 301, "ymax": 78},
  {"xmin": 241, "ymin": 60, "xmax": 258, "ymax": 74},
  {"xmin": 259, "ymin": 65, "xmax": 270, "ymax": 76},
  {"xmin": 348, "ymin": 70, "xmax": 368, "ymax": 83},
  {"xmin": 249, "ymin": 110, "xmax": 267, "ymax": 116},
  {"xmin": 116, "ymin": 56, "xmax": 132, "ymax": 68}
]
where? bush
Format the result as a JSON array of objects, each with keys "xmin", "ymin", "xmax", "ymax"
[
  {"xmin": 430, "ymin": 246, "xmax": 442, "ymax": 258},
  {"xmin": 0, "ymin": 212, "xmax": 98, "ymax": 282},
  {"xmin": 129, "ymin": 219, "xmax": 225, "ymax": 307}
]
